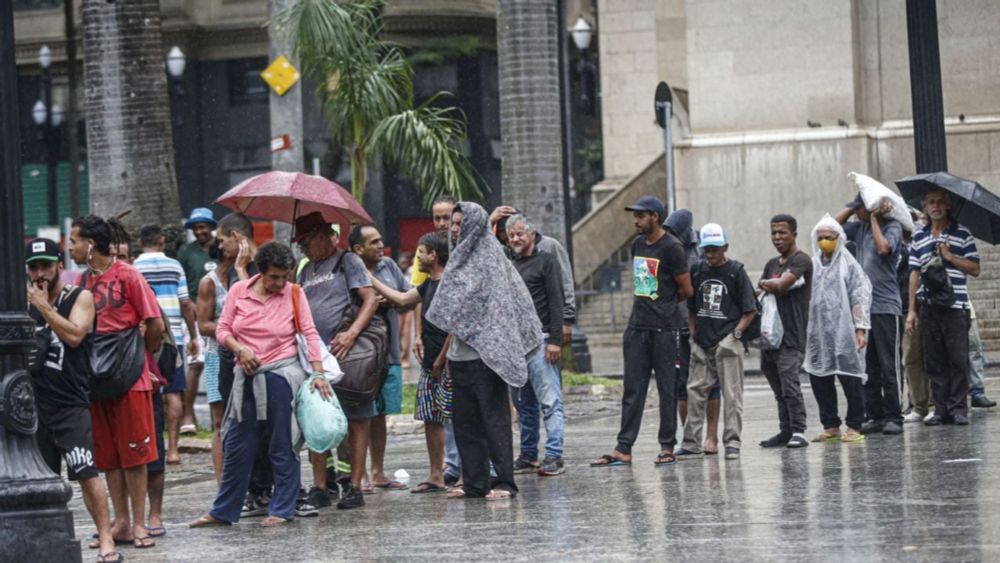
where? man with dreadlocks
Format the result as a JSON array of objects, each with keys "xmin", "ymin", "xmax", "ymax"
[
  {"xmin": 426, "ymin": 202, "xmax": 542, "ymax": 501},
  {"xmin": 70, "ymin": 215, "xmax": 166, "ymax": 550}
]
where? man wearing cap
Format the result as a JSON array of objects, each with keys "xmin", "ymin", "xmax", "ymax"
[
  {"xmin": 592, "ymin": 196, "xmax": 693, "ymax": 467},
  {"xmin": 675, "ymin": 224, "xmax": 757, "ymax": 460},
  {"xmin": 835, "ymin": 196, "xmax": 906, "ymax": 435},
  {"xmin": 26, "ymin": 239, "xmax": 120, "ymax": 559},
  {"xmin": 177, "ymin": 207, "xmax": 217, "ymax": 435},
  {"xmin": 294, "ymin": 212, "xmax": 380, "ymax": 510}
]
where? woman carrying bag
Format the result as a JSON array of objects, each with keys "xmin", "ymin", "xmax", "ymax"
[{"xmin": 189, "ymin": 242, "xmax": 332, "ymax": 528}]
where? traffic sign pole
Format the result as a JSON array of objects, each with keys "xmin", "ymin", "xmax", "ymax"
[{"xmin": 654, "ymin": 82, "xmax": 675, "ymax": 216}]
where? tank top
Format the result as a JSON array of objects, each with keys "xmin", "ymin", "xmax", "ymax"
[{"xmin": 204, "ymin": 270, "xmax": 229, "ymax": 354}]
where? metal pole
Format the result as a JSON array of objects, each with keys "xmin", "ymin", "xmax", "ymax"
[
  {"xmin": 663, "ymin": 101, "xmax": 675, "ymax": 215},
  {"xmin": 0, "ymin": 2, "xmax": 80, "ymax": 559},
  {"xmin": 43, "ymin": 66, "xmax": 58, "ymax": 226},
  {"xmin": 905, "ymin": 0, "xmax": 947, "ymax": 173}
]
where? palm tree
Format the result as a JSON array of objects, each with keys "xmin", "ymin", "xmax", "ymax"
[
  {"xmin": 497, "ymin": 0, "xmax": 566, "ymax": 244},
  {"xmin": 275, "ymin": 0, "xmax": 484, "ymax": 205},
  {"xmin": 81, "ymin": 0, "xmax": 181, "ymax": 229}
]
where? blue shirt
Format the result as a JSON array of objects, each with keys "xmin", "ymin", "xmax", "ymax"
[
  {"xmin": 844, "ymin": 219, "xmax": 903, "ymax": 316},
  {"xmin": 908, "ymin": 222, "xmax": 979, "ymax": 310},
  {"xmin": 134, "ymin": 252, "xmax": 190, "ymax": 345}
]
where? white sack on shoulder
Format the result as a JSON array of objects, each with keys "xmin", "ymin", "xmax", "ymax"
[{"xmin": 848, "ymin": 172, "xmax": 915, "ymax": 232}]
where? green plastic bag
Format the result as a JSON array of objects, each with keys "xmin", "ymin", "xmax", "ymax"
[{"xmin": 296, "ymin": 379, "xmax": 348, "ymax": 453}]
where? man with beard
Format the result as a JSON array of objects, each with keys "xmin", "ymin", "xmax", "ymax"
[{"xmin": 177, "ymin": 208, "xmax": 217, "ymax": 435}]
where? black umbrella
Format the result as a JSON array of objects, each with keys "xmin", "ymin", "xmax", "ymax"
[{"xmin": 895, "ymin": 171, "xmax": 1000, "ymax": 244}]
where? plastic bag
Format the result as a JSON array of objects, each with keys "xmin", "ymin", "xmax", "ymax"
[
  {"xmin": 296, "ymin": 380, "xmax": 348, "ymax": 453},
  {"xmin": 750, "ymin": 293, "xmax": 783, "ymax": 350},
  {"xmin": 848, "ymin": 172, "xmax": 915, "ymax": 232}
]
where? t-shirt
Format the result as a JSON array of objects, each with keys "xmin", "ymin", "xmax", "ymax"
[
  {"xmin": 80, "ymin": 260, "xmax": 161, "ymax": 391},
  {"xmin": 416, "ymin": 278, "xmax": 448, "ymax": 371},
  {"xmin": 298, "ymin": 250, "xmax": 371, "ymax": 345},
  {"xmin": 844, "ymin": 220, "xmax": 903, "ymax": 316},
  {"xmin": 908, "ymin": 222, "xmax": 979, "ymax": 310},
  {"xmin": 628, "ymin": 232, "xmax": 689, "ymax": 330},
  {"xmin": 177, "ymin": 241, "xmax": 217, "ymax": 298},
  {"xmin": 688, "ymin": 259, "xmax": 757, "ymax": 349},
  {"xmin": 760, "ymin": 250, "xmax": 813, "ymax": 353},
  {"xmin": 30, "ymin": 285, "xmax": 92, "ymax": 409},
  {"xmin": 134, "ymin": 251, "xmax": 189, "ymax": 346},
  {"xmin": 373, "ymin": 257, "xmax": 411, "ymax": 365}
]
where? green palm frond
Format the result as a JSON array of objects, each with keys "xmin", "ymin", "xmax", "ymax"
[
  {"xmin": 272, "ymin": 0, "xmax": 364, "ymax": 66},
  {"xmin": 370, "ymin": 96, "xmax": 486, "ymax": 206}
]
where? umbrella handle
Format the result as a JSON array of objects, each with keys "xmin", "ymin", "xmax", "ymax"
[{"xmin": 291, "ymin": 199, "xmax": 301, "ymax": 244}]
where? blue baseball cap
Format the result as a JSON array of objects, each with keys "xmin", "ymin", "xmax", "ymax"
[
  {"xmin": 184, "ymin": 207, "xmax": 217, "ymax": 229},
  {"xmin": 624, "ymin": 196, "xmax": 665, "ymax": 219}
]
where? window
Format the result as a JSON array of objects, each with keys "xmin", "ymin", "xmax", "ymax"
[{"xmin": 227, "ymin": 58, "xmax": 268, "ymax": 105}]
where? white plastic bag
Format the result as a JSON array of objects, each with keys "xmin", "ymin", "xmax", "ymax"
[
  {"xmin": 848, "ymin": 172, "xmax": 915, "ymax": 232},
  {"xmin": 750, "ymin": 293, "xmax": 783, "ymax": 350}
]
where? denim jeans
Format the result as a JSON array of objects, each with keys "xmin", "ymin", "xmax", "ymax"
[
  {"xmin": 969, "ymin": 315, "xmax": 986, "ymax": 396},
  {"xmin": 510, "ymin": 341, "xmax": 565, "ymax": 460},
  {"xmin": 444, "ymin": 421, "xmax": 461, "ymax": 479}
]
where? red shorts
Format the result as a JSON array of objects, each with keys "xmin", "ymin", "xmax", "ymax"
[{"xmin": 89, "ymin": 390, "xmax": 158, "ymax": 470}]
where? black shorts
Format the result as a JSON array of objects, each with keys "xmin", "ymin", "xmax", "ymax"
[
  {"xmin": 36, "ymin": 404, "xmax": 100, "ymax": 481},
  {"xmin": 148, "ymin": 391, "xmax": 166, "ymax": 473}
]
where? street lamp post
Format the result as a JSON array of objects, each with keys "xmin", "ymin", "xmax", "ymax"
[
  {"xmin": 0, "ymin": 4, "xmax": 81, "ymax": 561},
  {"xmin": 36, "ymin": 45, "xmax": 63, "ymax": 227}
]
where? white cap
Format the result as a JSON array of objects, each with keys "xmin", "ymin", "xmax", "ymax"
[{"xmin": 699, "ymin": 223, "xmax": 727, "ymax": 248}]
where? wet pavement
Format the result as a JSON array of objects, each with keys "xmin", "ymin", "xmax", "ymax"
[{"xmin": 68, "ymin": 379, "xmax": 1000, "ymax": 562}]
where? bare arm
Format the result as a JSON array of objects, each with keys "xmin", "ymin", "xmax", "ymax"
[
  {"xmin": 905, "ymin": 270, "xmax": 920, "ymax": 335},
  {"xmin": 833, "ymin": 207, "xmax": 855, "ymax": 225},
  {"xmin": 330, "ymin": 286, "xmax": 380, "ymax": 359},
  {"xmin": 145, "ymin": 317, "xmax": 165, "ymax": 353},
  {"xmin": 735, "ymin": 311, "xmax": 756, "ymax": 333},
  {"xmin": 368, "ymin": 273, "xmax": 422, "ymax": 308},
  {"xmin": 30, "ymin": 288, "xmax": 94, "ymax": 348},
  {"xmin": 688, "ymin": 309, "xmax": 696, "ymax": 336},
  {"xmin": 674, "ymin": 272, "xmax": 694, "ymax": 301},
  {"xmin": 940, "ymin": 243, "xmax": 980, "ymax": 277},
  {"xmin": 759, "ymin": 272, "xmax": 800, "ymax": 296},
  {"xmin": 196, "ymin": 277, "xmax": 217, "ymax": 337},
  {"xmin": 181, "ymin": 297, "xmax": 198, "ymax": 338}
]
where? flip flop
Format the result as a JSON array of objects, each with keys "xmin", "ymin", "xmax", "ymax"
[
  {"xmin": 589, "ymin": 454, "xmax": 631, "ymax": 467},
  {"xmin": 653, "ymin": 452, "xmax": 677, "ymax": 466},
  {"xmin": 88, "ymin": 537, "xmax": 131, "ymax": 549},
  {"xmin": 360, "ymin": 482, "xmax": 376, "ymax": 495},
  {"xmin": 410, "ymin": 481, "xmax": 447, "ymax": 494},
  {"xmin": 97, "ymin": 551, "xmax": 125, "ymax": 563},
  {"xmin": 373, "ymin": 480, "xmax": 408, "ymax": 491},
  {"xmin": 485, "ymin": 489, "xmax": 514, "ymax": 501},
  {"xmin": 179, "ymin": 424, "xmax": 197, "ymax": 435},
  {"xmin": 132, "ymin": 536, "xmax": 155, "ymax": 549},
  {"xmin": 145, "ymin": 526, "xmax": 167, "ymax": 538},
  {"xmin": 446, "ymin": 488, "xmax": 466, "ymax": 499}
]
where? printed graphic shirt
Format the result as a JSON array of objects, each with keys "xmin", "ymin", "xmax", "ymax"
[
  {"xmin": 30, "ymin": 285, "xmax": 92, "ymax": 408},
  {"xmin": 628, "ymin": 232, "xmax": 688, "ymax": 331},
  {"xmin": 689, "ymin": 259, "xmax": 757, "ymax": 349}
]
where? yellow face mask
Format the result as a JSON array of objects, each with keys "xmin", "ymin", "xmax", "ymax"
[{"xmin": 818, "ymin": 239, "xmax": 837, "ymax": 255}]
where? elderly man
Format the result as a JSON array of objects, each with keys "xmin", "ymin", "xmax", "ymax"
[{"xmin": 906, "ymin": 188, "xmax": 980, "ymax": 426}]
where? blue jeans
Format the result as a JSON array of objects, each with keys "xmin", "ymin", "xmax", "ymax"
[
  {"xmin": 969, "ymin": 317, "xmax": 986, "ymax": 396},
  {"xmin": 210, "ymin": 372, "xmax": 299, "ymax": 522},
  {"xmin": 511, "ymin": 342, "xmax": 565, "ymax": 459},
  {"xmin": 444, "ymin": 421, "xmax": 461, "ymax": 479}
]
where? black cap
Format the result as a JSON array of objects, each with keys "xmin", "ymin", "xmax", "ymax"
[
  {"xmin": 625, "ymin": 196, "xmax": 665, "ymax": 219},
  {"xmin": 845, "ymin": 194, "xmax": 864, "ymax": 210},
  {"xmin": 25, "ymin": 238, "xmax": 61, "ymax": 264},
  {"xmin": 292, "ymin": 212, "xmax": 334, "ymax": 243}
]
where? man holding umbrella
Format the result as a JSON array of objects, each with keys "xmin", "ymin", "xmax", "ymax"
[{"xmin": 905, "ymin": 188, "xmax": 980, "ymax": 425}]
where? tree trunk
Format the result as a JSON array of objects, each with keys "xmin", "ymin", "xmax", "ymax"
[
  {"xmin": 81, "ymin": 0, "xmax": 180, "ymax": 230},
  {"xmin": 497, "ymin": 0, "xmax": 566, "ymax": 245}
]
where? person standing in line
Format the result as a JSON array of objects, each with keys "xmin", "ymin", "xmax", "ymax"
[
  {"xmin": 674, "ymin": 224, "xmax": 757, "ymax": 461},
  {"xmin": 71, "ymin": 215, "xmax": 165, "ymax": 550},
  {"xmin": 591, "ymin": 196, "xmax": 693, "ymax": 467},
  {"xmin": 427, "ymin": 203, "xmax": 542, "ymax": 500},
  {"xmin": 834, "ymin": 196, "xmax": 906, "ymax": 436},
  {"xmin": 177, "ymin": 208, "xmax": 217, "ymax": 435},
  {"xmin": 758, "ymin": 214, "xmax": 812, "ymax": 449},
  {"xmin": 906, "ymin": 188, "xmax": 980, "ymax": 426},
  {"xmin": 804, "ymin": 216, "xmax": 872, "ymax": 444}
]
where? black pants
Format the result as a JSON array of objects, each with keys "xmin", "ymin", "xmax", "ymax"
[
  {"xmin": 864, "ymin": 314, "xmax": 903, "ymax": 424},
  {"xmin": 920, "ymin": 306, "xmax": 971, "ymax": 418},
  {"xmin": 676, "ymin": 329, "xmax": 691, "ymax": 401},
  {"xmin": 761, "ymin": 348, "xmax": 807, "ymax": 434},
  {"xmin": 617, "ymin": 328, "xmax": 679, "ymax": 454},
  {"xmin": 810, "ymin": 374, "xmax": 865, "ymax": 430},
  {"xmin": 219, "ymin": 348, "xmax": 273, "ymax": 496},
  {"xmin": 451, "ymin": 359, "xmax": 517, "ymax": 497}
]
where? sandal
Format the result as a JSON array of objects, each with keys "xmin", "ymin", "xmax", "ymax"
[
  {"xmin": 653, "ymin": 452, "xmax": 676, "ymax": 466},
  {"xmin": 840, "ymin": 429, "xmax": 865, "ymax": 443},
  {"xmin": 410, "ymin": 481, "xmax": 447, "ymax": 494},
  {"xmin": 372, "ymin": 480, "xmax": 408, "ymax": 491},
  {"xmin": 485, "ymin": 489, "xmax": 513, "ymax": 501},
  {"xmin": 88, "ymin": 537, "xmax": 131, "ymax": 550},
  {"xmin": 179, "ymin": 424, "xmax": 197, "ymax": 435},
  {"xmin": 446, "ymin": 488, "xmax": 466, "ymax": 499},
  {"xmin": 132, "ymin": 536, "xmax": 155, "ymax": 549},
  {"xmin": 360, "ymin": 482, "xmax": 376, "ymax": 495},
  {"xmin": 589, "ymin": 454, "xmax": 631, "ymax": 467},
  {"xmin": 812, "ymin": 431, "xmax": 841, "ymax": 443},
  {"xmin": 97, "ymin": 551, "xmax": 125, "ymax": 563},
  {"xmin": 145, "ymin": 526, "xmax": 166, "ymax": 538}
]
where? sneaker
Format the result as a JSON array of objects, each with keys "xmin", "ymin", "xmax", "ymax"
[
  {"xmin": 860, "ymin": 419, "xmax": 884, "ymax": 435},
  {"xmin": 537, "ymin": 456, "xmax": 565, "ymax": 476},
  {"xmin": 673, "ymin": 448, "xmax": 703, "ymax": 460},
  {"xmin": 241, "ymin": 494, "xmax": 267, "ymax": 518},
  {"xmin": 336, "ymin": 485, "xmax": 365, "ymax": 510},
  {"xmin": 759, "ymin": 432, "xmax": 791, "ymax": 448},
  {"xmin": 923, "ymin": 411, "xmax": 936, "ymax": 422},
  {"xmin": 724, "ymin": 447, "xmax": 740, "ymax": 460},
  {"xmin": 952, "ymin": 414, "xmax": 970, "ymax": 425},
  {"xmin": 294, "ymin": 500, "xmax": 319, "ymax": 518},
  {"xmin": 306, "ymin": 486, "xmax": 333, "ymax": 508},
  {"xmin": 512, "ymin": 455, "xmax": 539, "ymax": 474},
  {"xmin": 971, "ymin": 394, "xmax": 997, "ymax": 408},
  {"xmin": 443, "ymin": 473, "xmax": 460, "ymax": 487},
  {"xmin": 924, "ymin": 415, "xmax": 943, "ymax": 426},
  {"xmin": 785, "ymin": 433, "xmax": 809, "ymax": 448},
  {"xmin": 902, "ymin": 411, "xmax": 924, "ymax": 423},
  {"xmin": 882, "ymin": 421, "xmax": 903, "ymax": 435}
]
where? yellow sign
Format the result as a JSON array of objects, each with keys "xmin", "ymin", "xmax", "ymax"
[{"xmin": 260, "ymin": 55, "xmax": 300, "ymax": 96}]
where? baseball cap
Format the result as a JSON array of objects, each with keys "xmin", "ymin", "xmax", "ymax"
[
  {"xmin": 845, "ymin": 194, "xmax": 864, "ymax": 210},
  {"xmin": 292, "ymin": 212, "xmax": 336, "ymax": 243},
  {"xmin": 624, "ymin": 196, "xmax": 665, "ymax": 219},
  {"xmin": 25, "ymin": 238, "xmax": 61, "ymax": 264},
  {"xmin": 184, "ymin": 207, "xmax": 218, "ymax": 229},
  {"xmin": 699, "ymin": 223, "xmax": 727, "ymax": 248}
]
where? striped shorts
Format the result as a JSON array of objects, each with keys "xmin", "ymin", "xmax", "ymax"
[
  {"xmin": 203, "ymin": 351, "xmax": 222, "ymax": 405},
  {"xmin": 414, "ymin": 366, "xmax": 453, "ymax": 423}
]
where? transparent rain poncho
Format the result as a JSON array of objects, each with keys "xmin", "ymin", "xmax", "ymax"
[{"xmin": 803, "ymin": 215, "xmax": 873, "ymax": 379}]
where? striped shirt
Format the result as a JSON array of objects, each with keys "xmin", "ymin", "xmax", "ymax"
[
  {"xmin": 908, "ymin": 222, "xmax": 979, "ymax": 310},
  {"xmin": 134, "ymin": 251, "xmax": 190, "ymax": 345}
]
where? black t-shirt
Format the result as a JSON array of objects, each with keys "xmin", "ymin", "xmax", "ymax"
[
  {"xmin": 629, "ymin": 232, "xmax": 689, "ymax": 330},
  {"xmin": 761, "ymin": 250, "xmax": 813, "ymax": 352},
  {"xmin": 688, "ymin": 259, "xmax": 758, "ymax": 349},
  {"xmin": 416, "ymin": 278, "xmax": 448, "ymax": 371},
  {"xmin": 29, "ymin": 286, "xmax": 93, "ymax": 409}
]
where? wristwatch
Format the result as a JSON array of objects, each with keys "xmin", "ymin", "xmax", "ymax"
[{"xmin": 733, "ymin": 329, "xmax": 743, "ymax": 339}]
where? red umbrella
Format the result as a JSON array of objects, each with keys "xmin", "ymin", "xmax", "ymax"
[{"xmin": 215, "ymin": 171, "xmax": 373, "ymax": 229}]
